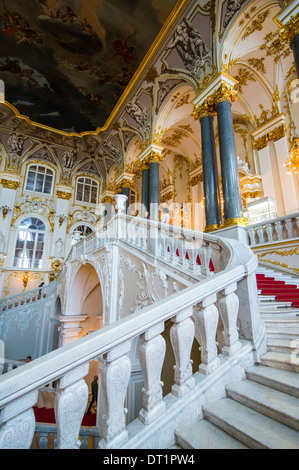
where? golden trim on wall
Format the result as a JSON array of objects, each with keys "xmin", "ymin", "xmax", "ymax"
[
  {"xmin": 0, "ymin": 178, "xmax": 20, "ymax": 190},
  {"xmin": 56, "ymin": 190, "xmax": 72, "ymax": 200}
]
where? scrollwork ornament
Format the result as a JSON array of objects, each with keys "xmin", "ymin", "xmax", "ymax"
[{"xmin": 0, "ymin": 408, "xmax": 36, "ymax": 449}]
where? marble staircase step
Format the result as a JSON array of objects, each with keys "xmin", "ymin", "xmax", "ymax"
[
  {"xmin": 175, "ymin": 419, "xmax": 248, "ymax": 450},
  {"xmin": 225, "ymin": 379, "xmax": 299, "ymax": 431},
  {"xmin": 261, "ymin": 351, "xmax": 299, "ymax": 373},
  {"xmin": 266, "ymin": 338, "xmax": 299, "ymax": 354},
  {"xmin": 245, "ymin": 365, "xmax": 299, "ymax": 398},
  {"xmin": 202, "ymin": 398, "xmax": 299, "ymax": 449}
]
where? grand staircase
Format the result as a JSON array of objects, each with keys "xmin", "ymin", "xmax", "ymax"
[{"xmin": 174, "ymin": 266, "xmax": 299, "ymax": 449}]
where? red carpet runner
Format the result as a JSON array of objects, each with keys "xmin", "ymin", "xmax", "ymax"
[
  {"xmin": 256, "ymin": 273, "xmax": 299, "ymax": 308},
  {"xmin": 33, "ymin": 407, "xmax": 96, "ymax": 426}
]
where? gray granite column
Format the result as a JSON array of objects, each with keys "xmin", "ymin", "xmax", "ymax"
[
  {"xmin": 141, "ymin": 165, "xmax": 150, "ymax": 216},
  {"xmin": 122, "ymin": 186, "xmax": 130, "ymax": 214},
  {"xmin": 200, "ymin": 112, "xmax": 221, "ymax": 231},
  {"xmin": 291, "ymin": 32, "xmax": 299, "ymax": 78},
  {"xmin": 216, "ymin": 98, "xmax": 244, "ymax": 225},
  {"xmin": 149, "ymin": 161, "xmax": 160, "ymax": 221}
]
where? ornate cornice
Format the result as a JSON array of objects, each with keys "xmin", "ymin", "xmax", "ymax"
[
  {"xmin": 56, "ymin": 190, "xmax": 72, "ymax": 200},
  {"xmin": 0, "ymin": 178, "xmax": 20, "ymax": 190},
  {"xmin": 251, "ymin": 114, "xmax": 287, "ymax": 150}
]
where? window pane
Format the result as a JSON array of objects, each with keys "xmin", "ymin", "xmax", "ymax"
[
  {"xmin": 13, "ymin": 218, "xmax": 45, "ymax": 270},
  {"xmin": 35, "ymin": 175, "xmax": 44, "ymax": 192}
]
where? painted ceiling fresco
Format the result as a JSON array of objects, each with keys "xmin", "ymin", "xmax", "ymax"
[{"xmin": 0, "ymin": 0, "xmax": 179, "ymax": 133}]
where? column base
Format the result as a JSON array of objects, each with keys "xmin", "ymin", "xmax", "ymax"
[
  {"xmin": 213, "ymin": 223, "xmax": 249, "ymax": 245},
  {"xmin": 204, "ymin": 224, "xmax": 221, "ymax": 233},
  {"xmin": 223, "ymin": 217, "xmax": 248, "ymax": 228}
]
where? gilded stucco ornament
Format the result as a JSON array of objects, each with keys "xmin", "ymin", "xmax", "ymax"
[
  {"xmin": 279, "ymin": 13, "xmax": 299, "ymax": 44},
  {"xmin": 0, "ymin": 178, "xmax": 20, "ymax": 190}
]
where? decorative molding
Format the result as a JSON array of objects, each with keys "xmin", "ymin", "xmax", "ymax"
[
  {"xmin": 241, "ymin": 10, "xmax": 270, "ymax": 41},
  {"xmin": 0, "ymin": 178, "xmax": 20, "ymax": 190},
  {"xmin": 56, "ymin": 190, "xmax": 72, "ymax": 200}
]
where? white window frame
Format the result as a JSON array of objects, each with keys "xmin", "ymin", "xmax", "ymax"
[
  {"xmin": 75, "ymin": 177, "xmax": 99, "ymax": 205},
  {"xmin": 25, "ymin": 164, "xmax": 54, "ymax": 195},
  {"xmin": 13, "ymin": 217, "xmax": 46, "ymax": 269}
]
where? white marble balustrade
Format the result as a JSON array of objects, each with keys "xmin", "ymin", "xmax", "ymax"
[
  {"xmin": 0, "ymin": 227, "xmax": 265, "ymax": 449},
  {"xmin": 247, "ymin": 212, "xmax": 299, "ymax": 246}
]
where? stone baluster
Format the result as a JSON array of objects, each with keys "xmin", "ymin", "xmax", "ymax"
[
  {"xmin": 177, "ymin": 238, "xmax": 186, "ymax": 267},
  {"xmin": 247, "ymin": 227, "xmax": 256, "ymax": 246},
  {"xmin": 265, "ymin": 223, "xmax": 274, "ymax": 243},
  {"xmin": 218, "ymin": 283, "xmax": 242, "ymax": 356},
  {"xmin": 98, "ymin": 341, "xmax": 131, "ymax": 449},
  {"xmin": 285, "ymin": 218, "xmax": 294, "ymax": 239},
  {"xmin": 54, "ymin": 364, "xmax": 89, "ymax": 449},
  {"xmin": 0, "ymin": 390, "xmax": 38, "ymax": 449},
  {"xmin": 186, "ymin": 246, "xmax": 198, "ymax": 274},
  {"xmin": 275, "ymin": 220, "xmax": 283, "ymax": 240},
  {"xmin": 138, "ymin": 322, "xmax": 166, "ymax": 424},
  {"xmin": 39, "ymin": 432, "xmax": 49, "ymax": 449},
  {"xmin": 167, "ymin": 236, "xmax": 175, "ymax": 264},
  {"xmin": 256, "ymin": 226, "xmax": 264, "ymax": 244},
  {"xmin": 198, "ymin": 242, "xmax": 212, "ymax": 277},
  {"xmin": 170, "ymin": 306, "xmax": 195, "ymax": 397},
  {"xmin": 80, "ymin": 434, "xmax": 89, "ymax": 449},
  {"xmin": 194, "ymin": 294, "xmax": 220, "ymax": 375},
  {"xmin": 160, "ymin": 232, "xmax": 168, "ymax": 260}
]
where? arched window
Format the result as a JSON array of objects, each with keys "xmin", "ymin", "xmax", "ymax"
[
  {"xmin": 25, "ymin": 165, "xmax": 54, "ymax": 195},
  {"xmin": 13, "ymin": 217, "xmax": 46, "ymax": 269},
  {"xmin": 75, "ymin": 177, "xmax": 98, "ymax": 204}
]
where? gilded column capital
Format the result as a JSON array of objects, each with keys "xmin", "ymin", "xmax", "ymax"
[
  {"xmin": 115, "ymin": 171, "xmax": 135, "ymax": 192},
  {"xmin": 146, "ymin": 150, "xmax": 165, "ymax": 164},
  {"xmin": 138, "ymin": 160, "xmax": 150, "ymax": 171},
  {"xmin": 193, "ymin": 72, "xmax": 238, "ymax": 114},
  {"xmin": 193, "ymin": 97, "xmax": 216, "ymax": 120},
  {"xmin": 278, "ymin": 13, "xmax": 299, "ymax": 44},
  {"xmin": 212, "ymin": 83, "xmax": 238, "ymax": 106},
  {"xmin": 138, "ymin": 142, "xmax": 165, "ymax": 167}
]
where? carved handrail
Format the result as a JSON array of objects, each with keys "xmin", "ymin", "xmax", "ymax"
[{"xmin": 0, "ymin": 230, "xmax": 264, "ymax": 449}]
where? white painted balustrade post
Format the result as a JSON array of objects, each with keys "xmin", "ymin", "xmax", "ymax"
[
  {"xmin": 247, "ymin": 227, "xmax": 256, "ymax": 246},
  {"xmin": 98, "ymin": 341, "xmax": 131, "ymax": 449},
  {"xmin": 218, "ymin": 283, "xmax": 242, "ymax": 356},
  {"xmin": 170, "ymin": 306, "xmax": 195, "ymax": 397},
  {"xmin": 54, "ymin": 364, "xmax": 89, "ymax": 449},
  {"xmin": 0, "ymin": 390, "xmax": 38, "ymax": 449},
  {"xmin": 275, "ymin": 220, "xmax": 283, "ymax": 240},
  {"xmin": 256, "ymin": 226, "xmax": 264, "ymax": 244},
  {"xmin": 199, "ymin": 242, "xmax": 212, "ymax": 277},
  {"xmin": 194, "ymin": 293, "xmax": 220, "ymax": 375},
  {"xmin": 285, "ymin": 218, "xmax": 294, "ymax": 239},
  {"xmin": 265, "ymin": 223, "xmax": 274, "ymax": 243},
  {"xmin": 138, "ymin": 322, "xmax": 166, "ymax": 424}
]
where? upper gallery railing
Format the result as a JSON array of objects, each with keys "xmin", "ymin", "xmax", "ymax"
[
  {"xmin": 72, "ymin": 213, "xmax": 232, "ymax": 279},
  {"xmin": 0, "ymin": 198, "xmax": 264, "ymax": 449},
  {"xmin": 247, "ymin": 212, "xmax": 299, "ymax": 246},
  {"xmin": 0, "ymin": 281, "xmax": 57, "ymax": 313}
]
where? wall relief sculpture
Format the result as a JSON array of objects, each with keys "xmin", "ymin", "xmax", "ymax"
[{"xmin": 166, "ymin": 18, "xmax": 212, "ymax": 79}]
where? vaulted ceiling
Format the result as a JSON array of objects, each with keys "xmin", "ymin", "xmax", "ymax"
[{"xmin": 0, "ymin": 0, "xmax": 179, "ymax": 133}]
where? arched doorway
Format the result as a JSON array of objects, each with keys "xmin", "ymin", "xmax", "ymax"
[{"xmin": 65, "ymin": 262, "xmax": 103, "ymax": 418}]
